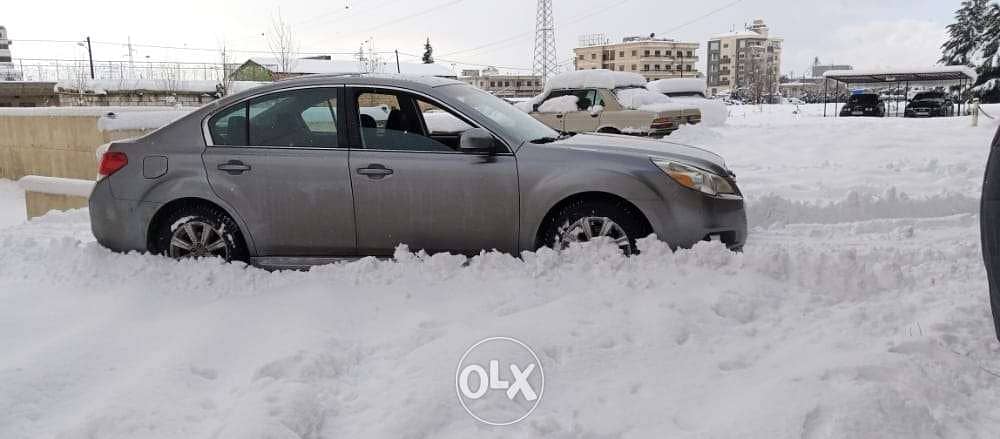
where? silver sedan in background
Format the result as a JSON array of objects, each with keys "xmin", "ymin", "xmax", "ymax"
[{"xmin": 89, "ymin": 74, "xmax": 746, "ymax": 269}]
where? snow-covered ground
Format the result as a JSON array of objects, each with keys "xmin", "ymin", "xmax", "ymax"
[{"xmin": 1, "ymin": 106, "xmax": 999, "ymax": 438}]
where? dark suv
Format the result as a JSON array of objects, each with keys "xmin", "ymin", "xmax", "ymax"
[
  {"xmin": 839, "ymin": 93, "xmax": 885, "ymax": 117},
  {"xmin": 905, "ymin": 91, "xmax": 954, "ymax": 117}
]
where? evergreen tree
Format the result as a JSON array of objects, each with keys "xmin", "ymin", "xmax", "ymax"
[
  {"xmin": 941, "ymin": 0, "xmax": 1000, "ymax": 100},
  {"xmin": 422, "ymin": 38, "xmax": 434, "ymax": 64}
]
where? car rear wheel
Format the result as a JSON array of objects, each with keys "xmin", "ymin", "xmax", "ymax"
[
  {"xmin": 153, "ymin": 204, "xmax": 247, "ymax": 262},
  {"xmin": 537, "ymin": 198, "xmax": 652, "ymax": 255}
]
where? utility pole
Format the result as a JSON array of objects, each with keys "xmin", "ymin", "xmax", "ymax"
[
  {"xmin": 395, "ymin": 50, "xmax": 401, "ymax": 73},
  {"xmin": 85, "ymin": 36, "xmax": 95, "ymax": 79}
]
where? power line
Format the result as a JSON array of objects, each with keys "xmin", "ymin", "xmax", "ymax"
[
  {"xmin": 660, "ymin": 0, "xmax": 746, "ymax": 34},
  {"xmin": 345, "ymin": 0, "xmax": 469, "ymax": 36},
  {"xmin": 440, "ymin": 0, "xmax": 632, "ymax": 59}
]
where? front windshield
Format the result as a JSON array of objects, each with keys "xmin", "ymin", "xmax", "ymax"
[{"xmin": 438, "ymin": 83, "xmax": 558, "ymax": 143}]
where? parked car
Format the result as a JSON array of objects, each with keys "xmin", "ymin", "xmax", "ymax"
[
  {"xmin": 784, "ymin": 97, "xmax": 805, "ymax": 105},
  {"xmin": 89, "ymin": 74, "xmax": 747, "ymax": 269},
  {"xmin": 647, "ymin": 78, "xmax": 728, "ymax": 126},
  {"xmin": 839, "ymin": 93, "xmax": 886, "ymax": 117},
  {"xmin": 519, "ymin": 70, "xmax": 700, "ymax": 136},
  {"xmin": 981, "ymin": 124, "xmax": 1000, "ymax": 341},
  {"xmin": 905, "ymin": 91, "xmax": 955, "ymax": 117}
]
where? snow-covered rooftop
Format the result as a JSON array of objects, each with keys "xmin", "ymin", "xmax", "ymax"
[
  {"xmin": 247, "ymin": 57, "xmax": 456, "ymax": 77},
  {"xmin": 544, "ymin": 69, "xmax": 648, "ymax": 91}
]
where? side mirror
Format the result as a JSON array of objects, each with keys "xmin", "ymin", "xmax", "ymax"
[
  {"xmin": 459, "ymin": 128, "xmax": 496, "ymax": 155},
  {"xmin": 589, "ymin": 105, "xmax": 604, "ymax": 117}
]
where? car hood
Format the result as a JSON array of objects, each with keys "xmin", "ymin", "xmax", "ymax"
[{"xmin": 544, "ymin": 132, "xmax": 730, "ymax": 174}]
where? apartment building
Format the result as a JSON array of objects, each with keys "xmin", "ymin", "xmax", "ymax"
[
  {"xmin": 705, "ymin": 19, "xmax": 783, "ymax": 96},
  {"xmin": 573, "ymin": 34, "xmax": 700, "ymax": 81},
  {"xmin": 0, "ymin": 26, "xmax": 19, "ymax": 81},
  {"xmin": 459, "ymin": 68, "xmax": 543, "ymax": 98}
]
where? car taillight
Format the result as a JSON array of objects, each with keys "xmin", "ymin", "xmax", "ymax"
[
  {"xmin": 99, "ymin": 151, "xmax": 128, "ymax": 177},
  {"xmin": 651, "ymin": 117, "xmax": 673, "ymax": 129}
]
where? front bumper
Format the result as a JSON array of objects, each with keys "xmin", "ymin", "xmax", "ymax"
[{"xmin": 638, "ymin": 176, "xmax": 748, "ymax": 251}]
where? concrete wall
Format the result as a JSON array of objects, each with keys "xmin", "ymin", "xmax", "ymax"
[{"xmin": 0, "ymin": 110, "xmax": 155, "ymax": 180}]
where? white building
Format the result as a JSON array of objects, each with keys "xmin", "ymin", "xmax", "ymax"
[
  {"xmin": 0, "ymin": 26, "xmax": 19, "ymax": 81},
  {"xmin": 705, "ymin": 19, "xmax": 783, "ymax": 97}
]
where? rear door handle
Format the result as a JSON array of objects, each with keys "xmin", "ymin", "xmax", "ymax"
[
  {"xmin": 217, "ymin": 160, "xmax": 251, "ymax": 175},
  {"xmin": 357, "ymin": 164, "xmax": 394, "ymax": 180}
]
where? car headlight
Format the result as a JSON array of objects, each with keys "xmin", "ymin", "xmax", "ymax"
[{"xmin": 652, "ymin": 159, "xmax": 739, "ymax": 198}]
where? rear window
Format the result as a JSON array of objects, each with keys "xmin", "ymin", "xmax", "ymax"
[{"xmin": 849, "ymin": 94, "xmax": 878, "ymax": 105}]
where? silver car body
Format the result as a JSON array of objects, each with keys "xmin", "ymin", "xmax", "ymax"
[{"xmin": 89, "ymin": 74, "xmax": 746, "ymax": 268}]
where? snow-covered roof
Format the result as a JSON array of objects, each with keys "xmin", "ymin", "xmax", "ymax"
[
  {"xmin": 710, "ymin": 30, "xmax": 767, "ymax": 40},
  {"xmin": 544, "ymin": 69, "xmax": 647, "ymax": 91},
  {"xmin": 247, "ymin": 57, "xmax": 456, "ymax": 77},
  {"xmin": 647, "ymin": 78, "xmax": 706, "ymax": 95},
  {"xmin": 823, "ymin": 66, "xmax": 978, "ymax": 83},
  {"xmin": 54, "ymin": 79, "xmax": 222, "ymax": 94}
]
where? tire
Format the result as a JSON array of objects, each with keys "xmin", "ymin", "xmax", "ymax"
[
  {"xmin": 152, "ymin": 204, "xmax": 248, "ymax": 262},
  {"xmin": 536, "ymin": 198, "xmax": 652, "ymax": 255}
]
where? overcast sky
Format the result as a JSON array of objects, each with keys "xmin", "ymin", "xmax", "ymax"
[{"xmin": 3, "ymin": 0, "xmax": 960, "ymax": 77}]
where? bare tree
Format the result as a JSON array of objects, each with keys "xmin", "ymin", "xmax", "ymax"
[
  {"xmin": 268, "ymin": 11, "xmax": 298, "ymax": 78},
  {"xmin": 738, "ymin": 45, "xmax": 778, "ymax": 104},
  {"xmin": 356, "ymin": 38, "xmax": 384, "ymax": 73}
]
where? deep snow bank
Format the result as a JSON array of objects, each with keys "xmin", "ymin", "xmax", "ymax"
[{"xmin": 2, "ymin": 104, "xmax": 1000, "ymax": 438}]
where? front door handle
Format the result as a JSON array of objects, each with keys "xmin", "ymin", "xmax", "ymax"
[
  {"xmin": 357, "ymin": 164, "xmax": 394, "ymax": 180},
  {"xmin": 217, "ymin": 160, "xmax": 251, "ymax": 175}
]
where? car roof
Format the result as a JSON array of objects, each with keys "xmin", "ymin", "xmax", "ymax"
[{"xmin": 214, "ymin": 74, "xmax": 464, "ymax": 106}]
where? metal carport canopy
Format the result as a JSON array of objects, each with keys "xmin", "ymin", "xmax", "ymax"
[{"xmin": 822, "ymin": 66, "xmax": 978, "ymax": 84}]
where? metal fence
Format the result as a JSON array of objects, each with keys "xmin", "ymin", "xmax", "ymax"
[{"xmin": 3, "ymin": 58, "xmax": 229, "ymax": 83}]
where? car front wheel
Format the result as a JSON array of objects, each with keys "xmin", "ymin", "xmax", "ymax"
[{"xmin": 537, "ymin": 198, "xmax": 652, "ymax": 255}]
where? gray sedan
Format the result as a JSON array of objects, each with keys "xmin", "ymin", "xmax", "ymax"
[{"xmin": 89, "ymin": 74, "xmax": 746, "ymax": 269}]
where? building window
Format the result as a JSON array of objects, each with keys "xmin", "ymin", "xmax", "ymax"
[
  {"xmin": 654, "ymin": 64, "xmax": 660, "ymax": 70},
  {"xmin": 644, "ymin": 50, "xmax": 650, "ymax": 56},
  {"xmin": 631, "ymin": 64, "xmax": 637, "ymax": 71},
  {"xmin": 686, "ymin": 50, "xmax": 693, "ymax": 57},
  {"xmin": 631, "ymin": 50, "xmax": 637, "ymax": 56},
  {"xmin": 686, "ymin": 65, "xmax": 692, "ymax": 71},
  {"xmin": 515, "ymin": 81, "xmax": 522, "ymax": 87},
  {"xmin": 654, "ymin": 50, "xmax": 660, "ymax": 56},
  {"xmin": 490, "ymin": 81, "xmax": 496, "ymax": 87},
  {"xmin": 591, "ymin": 53, "xmax": 596, "ymax": 59},
  {"xmin": 578, "ymin": 55, "xmax": 584, "ymax": 60},
  {"xmin": 619, "ymin": 51, "xmax": 624, "ymax": 57},
  {"xmin": 504, "ymin": 81, "xmax": 510, "ymax": 87},
  {"xmin": 643, "ymin": 64, "xmax": 649, "ymax": 71},
  {"xmin": 723, "ymin": 43, "xmax": 729, "ymax": 48}
]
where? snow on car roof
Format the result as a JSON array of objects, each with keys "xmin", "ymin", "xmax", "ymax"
[
  {"xmin": 646, "ymin": 78, "xmax": 707, "ymax": 95},
  {"xmin": 544, "ymin": 69, "xmax": 648, "ymax": 91}
]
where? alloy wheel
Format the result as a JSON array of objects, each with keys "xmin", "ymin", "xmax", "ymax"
[
  {"xmin": 558, "ymin": 216, "xmax": 632, "ymax": 254},
  {"xmin": 168, "ymin": 220, "xmax": 231, "ymax": 260}
]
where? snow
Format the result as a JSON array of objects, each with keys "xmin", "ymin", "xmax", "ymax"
[
  {"xmin": 646, "ymin": 78, "xmax": 707, "ymax": 95},
  {"xmin": 55, "ymin": 79, "xmax": 222, "ymax": 94},
  {"xmin": 536, "ymin": 95, "xmax": 578, "ymax": 113},
  {"xmin": 613, "ymin": 87, "xmax": 694, "ymax": 113},
  {"xmin": 17, "ymin": 176, "xmax": 95, "ymax": 198},
  {"xmin": 2, "ymin": 104, "xmax": 1000, "ymax": 438},
  {"xmin": 247, "ymin": 57, "xmax": 456, "ymax": 77},
  {"xmin": 543, "ymin": 69, "xmax": 647, "ymax": 91},
  {"xmin": 973, "ymin": 78, "xmax": 999, "ymax": 93},
  {"xmin": 0, "ymin": 106, "xmax": 193, "ymax": 117},
  {"xmin": 669, "ymin": 96, "xmax": 729, "ymax": 126},
  {"xmin": 0, "ymin": 179, "xmax": 25, "ymax": 229}
]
